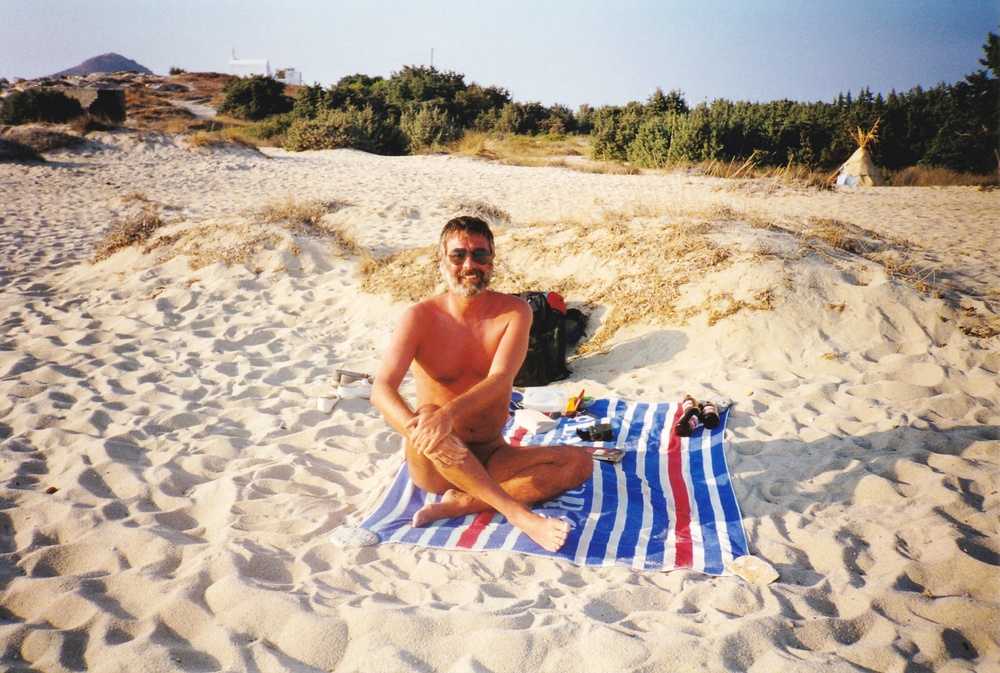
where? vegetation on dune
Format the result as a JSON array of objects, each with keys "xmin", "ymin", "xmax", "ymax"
[
  {"xmin": 205, "ymin": 28, "xmax": 998, "ymax": 180},
  {"xmin": 0, "ymin": 137, "xmax": 44, "ymax": 163},
  {"xmin": 1, "ymin": 28, "xmax": 994, "ymax": 182},
  {"xmin": 91, "ymin": 209, "xmax": 166, "ymax": 262},
  {"xmin": 0, "ymin": 88, "xmax": 84, "ymax": 125},
  {"xmin": 1, "ymin": 125, "xmax": 83, "ymax": 153},
  {"xmin": 216, "ymin": 74, "xmax": 293, "ymax": 121}
]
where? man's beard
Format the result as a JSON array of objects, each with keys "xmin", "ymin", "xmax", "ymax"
[{"xmin": 442, "ymin": 263, "xmax": 492, "ymax": 298}]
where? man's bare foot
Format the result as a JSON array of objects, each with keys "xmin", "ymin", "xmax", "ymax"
[
  {"xmin": 516, "ymin": 512, "xmax": 571, "ymax": 553},
  {"xmin": 412, "ymin": 489, "xmax": 477, "ymax": 528}
]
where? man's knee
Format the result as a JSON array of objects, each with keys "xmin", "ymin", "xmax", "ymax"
[
  {"xmin": 570, "ymin": 447, "xmax": 594, "ymax": 485},
  {"xmin": 406, "ymin": 444, "xmax": 452, "ymax": 494}
]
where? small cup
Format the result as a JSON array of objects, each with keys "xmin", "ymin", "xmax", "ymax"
[{"xmin": 317, "ymin": 396, "xmax": 338, "ymax": 413}]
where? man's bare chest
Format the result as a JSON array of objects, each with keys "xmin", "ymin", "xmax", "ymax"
[{"xmin": 416, "ymin": 317, "xmax": 504, "ymax": 382}]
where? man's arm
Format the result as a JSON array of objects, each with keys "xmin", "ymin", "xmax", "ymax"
[
  {"xmin": 371, "ymin": 305, "xmax": 469, "ymax": 468},
  {"xmin": 370, "ymin": 305, "xmax": 421, "ymax": 437}
]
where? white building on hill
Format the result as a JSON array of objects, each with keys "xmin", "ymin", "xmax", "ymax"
[
  {"xmin": 229, "ymin": 48, "xmax": 270, "ymax": 77},
  {"xmin": 274, "ymin": 68, "xmax": 302, "ymax": 85}
]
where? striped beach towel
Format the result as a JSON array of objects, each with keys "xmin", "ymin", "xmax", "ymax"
[{"xmin": 360, "ymin": 398, "xmax": 748, "ymax": 575}]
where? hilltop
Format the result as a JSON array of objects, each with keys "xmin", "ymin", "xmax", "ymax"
[{"xmin": 53, "ymin": 52, "xmax": 153, "ymax": 77}]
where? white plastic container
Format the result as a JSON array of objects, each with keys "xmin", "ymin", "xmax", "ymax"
[{"xmin": 521, "ymin": 387, "xmax": 568, "ymax": 414}]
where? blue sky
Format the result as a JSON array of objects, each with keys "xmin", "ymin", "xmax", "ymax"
[{"xmin": 2, "ymin": 1, "xmax": 997, "ymax": 108}]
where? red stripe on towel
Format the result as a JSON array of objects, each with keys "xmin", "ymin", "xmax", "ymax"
[
  {"xmin": 457, "ymin": 511, "xmax": 494, "ymax": 548},
  {"xmin": 667, "ymin": 405, "xmax": 694, "ymax": 568},
  {"xmin": 508, "ymin": 425, "xmax": 529, "ymax": 447}
]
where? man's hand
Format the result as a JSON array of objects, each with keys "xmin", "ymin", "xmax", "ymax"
[
  {"xmin": 420, "ymin": 433, "xmax": 469, "ymax": 470},
  {"xmin": 406, "ymin": 405, "xmax": 452, "ymax": 453},
  {"xmin": 406, "ymin": 406, "xmax": 466, "ymax": 468}
]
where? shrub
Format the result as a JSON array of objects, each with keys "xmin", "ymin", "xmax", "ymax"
[
  {"xmin": 400, "ymin": 103, "xmax": 461, "ymax": 150},
  {"xmin": 234, "ymin": 112, "xmax": 296, "ymax": 144},
  {"xmin": 627, "ymin": 114, "xmax": 677, "ymax": 168},
  {"xmin": 0, "ymin": 137, "xmax": 44, "ymax": 162},
  {"xmin": 217, "ymin": 75, "xmax": 293, "ymax": 121},
  {"xmin": 283, "ymin": 106, "xmax": 408, "ymax": 154},
  {"xmin": 670, "ymin": 105, "xmax": 722, "ymax": 163},
  {"xmin": 491, "ymin": 102, "xmax": 550, "ymax": 135},
  {"xmin": 590, "ymin": 103, "xmax": 643, "ymax": 162},
  {"xmin": 2, "ymin": 125, "xmax": 83, "ymax": 152},
  {"xmin": 0, "ymin": 88, "xmax": 84, "ymax": 125},
  {"xmin": 382, "ymin": 65, "xmax": 468, "ymax": 119}
]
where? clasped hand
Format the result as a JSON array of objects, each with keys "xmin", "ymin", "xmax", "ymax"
[{"xmin": 406, "ymin": 407, "xmax": 467, "ymax": 468}]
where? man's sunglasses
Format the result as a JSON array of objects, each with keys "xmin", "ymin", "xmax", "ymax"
[{"xmin": 447, "ymin": 247, "xmax": 493, "ymax": 265}]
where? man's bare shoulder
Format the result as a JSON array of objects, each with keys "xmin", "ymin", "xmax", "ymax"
[
  {"xmin": 485, "ymin": 291, "xmax": 532, "ymax": 316},
  {"xmin": 405, "ymin": 294, "xmax": 448, "ymax": 320}
]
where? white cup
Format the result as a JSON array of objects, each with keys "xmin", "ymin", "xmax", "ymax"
[{"xmin": 317, "ymin": 396, "xmax": 338, "ymax": 413}]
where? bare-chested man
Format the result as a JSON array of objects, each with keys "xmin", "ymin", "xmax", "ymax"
[{"xmin": 370, "ymin": 216, "xmax": 593, "ymax": 553}]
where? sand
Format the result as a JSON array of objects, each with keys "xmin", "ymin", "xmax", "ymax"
[{"xmin": 1, "ymin": 130, "xmax": 998, "ymax": 672}]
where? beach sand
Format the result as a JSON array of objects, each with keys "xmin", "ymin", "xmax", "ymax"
[{"xmin": 1, "ymin": 131, "xmax": 998, "ymax": 672}]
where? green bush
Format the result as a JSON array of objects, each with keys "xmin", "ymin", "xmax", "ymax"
[
  {"xmin": 627, "ymin": 113, "xmax": 680, "ymax": 168},
  {"xmin": 217, "ymin": 75, "xmax": 293, "ymax": 121},
  {"xmin": 670, "ymin": 105, "xmax": 722, "ymax": 163},
  {"xmin": 382, "ymin": 65, "xmax": 467, "ymax": 121},
  {"xmin": 240, "ymin": 112, "xmax": 296, "ymax": 141},
  {"xmin": 0, "ymin": 88, "xmax": 84, "ymax": 125},
  {"xmin": 590, "ymin": 103, "xmax": 643, "ymax": 162},
  {"xmin": 283, "ymin": 106, "xmax": 408, "ymax": 154},
  {"xmin": 400, "ymin": 103, "xmax": 461, "ymax": 150},
  {"xmin": 491, "ymin": 102, "xmax": 550, "ymax": 135}
]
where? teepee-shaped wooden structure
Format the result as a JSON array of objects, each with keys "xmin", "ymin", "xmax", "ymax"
[{"xmin": 836, "ymin": 120, "xmax": 883, "ymax": 186}]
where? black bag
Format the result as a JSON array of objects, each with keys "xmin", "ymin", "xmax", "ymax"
[{"xmin": 513, "ymin": 291, "xmax": 574, "ymax": 387}]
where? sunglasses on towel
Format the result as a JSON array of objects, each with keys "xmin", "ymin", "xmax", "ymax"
[{"xmin": 446, "ymin": 247, "xmax": 493, "ymax": 265}]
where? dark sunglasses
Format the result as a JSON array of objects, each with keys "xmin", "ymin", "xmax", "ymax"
[{"xmin": 447, "ymin": 247, "xmax": 493, "ymax": 265}]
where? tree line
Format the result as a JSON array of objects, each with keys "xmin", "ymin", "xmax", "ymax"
[
  {"xmin": 4, "ymin": 29, "xmax": 994, "ymax": 174},
  {"xmin": 232, "ymin": 28, "xmax": 994, "ymax": 173}
]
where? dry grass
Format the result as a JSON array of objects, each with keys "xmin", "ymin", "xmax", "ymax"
[
  {"xmin": 185, "ymin": 130, "xmax": 261, "ymax": 153},
  {"xmin": 706, "ymin": 289, "xmax": 775, "ymax": 327},
  {"xmin": 92, "ymin": 209, "xmax": 166, "ymax": 262},
  {"xmin": 179, "ymin": 199, "xmax": 352, "ymax": 270},
  {"xmin": 959, "ymin": 309, "xmax": 1000, "ymax": 338},
  {"xmin": 357, "ymin": 205, "xmax": 777, "ymax": 351},
  {"xmin": 697, "ymin": 154, "xmax": 834, "ymax": 189},
  {"xmin": 884, "ymin": 165, "xmax": 999, "ymax": 188},
  {"xmin": 91, "ymin": 198, "xmax": 357, "ymax": 273},
  {"xmin": 448, "ymin": 132, "xmax": 588, "ymax": 164},
  {"xmin": 447, "ymin": 199, "xmax": 512, "ymax": 226},
  {"xmin": 1, "ymin": 125, "xmax": 85, "ymax": 152},
  {"xmin": 800, "ymin": 217, "xmax": 937, "ymax": 290},
  {"xmin": 360, "ymin": 247, "xmax": 439, "ymax": 301},
  {"xmin": 124, "ymin": 88, "xmax": 202, "ymax": 133},
  {"xmin": 446, "ymin": 132, "xmax": 641, "ymax": 174},
  {"xmin": 254, "ymin": 197, "xmax": 353, "ymax": 234}
]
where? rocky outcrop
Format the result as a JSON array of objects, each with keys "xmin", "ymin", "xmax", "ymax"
[{"xmin": 60, "ymin": 87, "xmax": 127, "ymax": 122}]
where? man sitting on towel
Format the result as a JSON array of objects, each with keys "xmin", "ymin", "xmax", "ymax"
[{"xmin": 371, "ymin": 215, "xmax": 593, "ymax": 552}]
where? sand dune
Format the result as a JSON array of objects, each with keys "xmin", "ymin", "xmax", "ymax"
[{"xmin": 1, "ymin": 130, "xmax": 997, "ymax": 672}]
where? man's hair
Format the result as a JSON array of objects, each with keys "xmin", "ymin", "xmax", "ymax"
[{"xmin": 438, "ymin": 216, "xmax": 495, "ymax": 257}]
